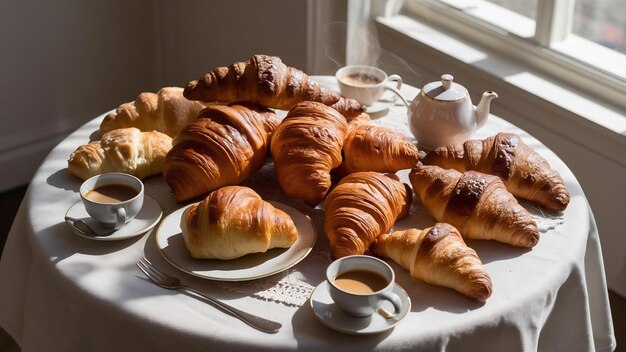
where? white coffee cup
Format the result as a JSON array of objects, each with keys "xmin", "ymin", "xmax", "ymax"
[
  {"xmin": 79, "ymin": 172, "xmax": 144, "ymax": 230},
  {"xmin": 335, "ymin": 65, "xmax": 409, "ymax": 107},
  {"xmin": 326, "ymin": 255, "xmax": 403, "ymax": 318}
]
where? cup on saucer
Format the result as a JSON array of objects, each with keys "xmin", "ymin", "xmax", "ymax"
[
  {"xmin": 335, "ymin": 65, "xmax": 409, "ymax": 108},
  {"xmin": 326, "ymin": 255, "xmax": 404, "ymax": 318},
  {"xmin": 79, "ymin": 172, "xmax": 144, "ymax": 230}
]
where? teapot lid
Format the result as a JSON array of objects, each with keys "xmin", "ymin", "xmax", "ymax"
[{"xmin": 423, "ymin": 74, "xmax": 467, "ymax": 101}]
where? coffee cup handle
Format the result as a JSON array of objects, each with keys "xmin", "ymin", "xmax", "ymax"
[
  {"xmin": 114, "ymin": 207, "xmax": 126, "ymax": 230},
  {"xmin": 384, "ymin": 74, "xmax": 409, "ymax": 107},
  {"xmin": 377, "ymin": 290, "xmax": 403, "ymax": 318}
]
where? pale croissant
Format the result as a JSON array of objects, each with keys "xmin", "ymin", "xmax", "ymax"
[
  {"xmin": 99, "ymin": 87, "xmax": 208, "ymax": 138},
  {"xmin": 422, "ymin": 132, "xmax": 570, "ymax": 211},
  {"xmin": 68, "ymin": 127, "xmax": 172, "ymax": 180},
  {"xmin": 183, "ymin": 54, "xmax": 365, "ymax": 117},
  {"xmin": 336, "ymin": 121, "xmax": 419, "ymax": 177},
  {"xmin": 163, "ymin": 103, "xmax": 279, "ymax": 203},
  {"xmin": 181, "ymin": 186, "xmax": 298, "ymax": 260},
  {"xmin": 324, "ymin": 171, "xmax": 412, "ymax": 258},
  {"xmin": 371, "ymin": 223, "xmax": 492, "ymax": 302},
  {"xmin": 270, "ymin": 101, "xmax": 347, "ymax": 206},
  {"xmin": 410, "ymin": 163, "xmax": 539, "ymax": 247}
]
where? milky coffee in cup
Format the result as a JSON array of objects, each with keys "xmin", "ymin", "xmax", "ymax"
[
  {"xmin": 80, "ymin": 172, "xmax": 144, "ymax": 230},
  {"xmin": 335, "ymin": 65, "xmax": 407, "ymax": 106},
  {"xmin": 326, "ymin": 255, "xmax": 403, "ymax": 317}
]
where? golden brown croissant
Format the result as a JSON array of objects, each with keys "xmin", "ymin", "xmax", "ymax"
[
  {"xmin": 409, "ymin": 163, "xmax": 539, "ymax": 247},
  {"xmin": 163, "ymin": 103, "xmax": 279, "ymax": 203},
  {"xmin": 324, "ymin": 172, "xmax": 412, "ymax": 259},
  {"xmin": 344, "ymin": 111, "xmax": 372, "ymax": 126},
  {"xmin": 337, "ymin": 122, "xmax": 419, "ymax": 176},
  {"xmin": 329, "ymin": 97, "xmax": 367, "ymax": 120},
  {"xmin": 422, "ymin": 132, "xmax": 570, "ymax": 211},
  {"xmin": 183, "ymin": 54, "xmax": 365, "ymax": 116},
  {"xmin": 181, "ymin": 186, "xmax": 298, "ymax": 260},
  {"xmin": 270, "ymin": 101, "xmax": 347, "ymax": 206},
  {"xmin": 371, "ymin": 223, "xmax": 492, "ymax": 302},
  {"xmin": 99, "ymin": 87, "xmax": 208, "ymax": 138},
  {"xmin": 68, "ymin": 127, "xmax": 172, "ymax": 180}
]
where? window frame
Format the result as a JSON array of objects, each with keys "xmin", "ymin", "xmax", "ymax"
[{"xmin": 402, "ymin": 0, "xmax": 626, "ymax": 111}]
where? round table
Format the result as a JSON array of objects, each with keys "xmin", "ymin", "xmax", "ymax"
[{"xmin": 0, "ymin": 77, "xmax": 616, "ymax": 351}]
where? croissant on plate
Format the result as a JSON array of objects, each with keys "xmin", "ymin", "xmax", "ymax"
[
  {"xmin": 270, "ymin": 101, "xmax": 347, "ymax": 206},
  {"xmin": 163, "ymin": 103, "xmax": 279, "ymax": 203},
  {"xmin": 181, "ymin": 186, "xmax": 298, "ymax": 260},
  {"xmin": 324, "ymin": 171, "xmax": 412, "ymax": 259},
  {"xmin": 68, "ymin": 127, "xmax": 172, "ymax": 180},
  {"xmin": 183, "ymin": 54, "xmax": 365, "ymax": 117},
  {"xmin": 336, "ymin": 120, "xmax": 419, "ymax": 177},
  {"xmin": 371, "ymin": 223, "xmax": 492, "ymax": 302},
  {"xmin": 99, "ymin": 87, "xmax": 208, "ymax": 138},
  {"xmin": 422, "ymin": 132, "xmax": 570, "ymax": 211},
  {"xmin": 409, "ymin": 163, "xmax": 539, "ymax": 247}
]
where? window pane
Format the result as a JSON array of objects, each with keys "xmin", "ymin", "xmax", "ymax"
[
  {"xmin": 573, "ymin": 0, "xmax": 626, "ymax": 54},
  {"xmin": 436, "ymin": 0, "xmax": 537, "ymax": 38},
  {"xmin": 485, "ymin": 0, "xmax": 537, "ymax": 19}
]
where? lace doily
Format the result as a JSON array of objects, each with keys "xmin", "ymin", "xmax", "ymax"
[{"xmin": 216, "ymin": 250, "xmax": 331, "ymax": 307}]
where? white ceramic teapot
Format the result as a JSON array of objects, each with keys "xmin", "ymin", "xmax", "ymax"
[{"xmin": 408, "ymin": 74, "xmax": 498, "ymax": 150}]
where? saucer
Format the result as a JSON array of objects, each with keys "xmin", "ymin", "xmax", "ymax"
[
  {"xmin": 366, "ymin": 90, "xmax": 406, "ymax": 115},
  {"xmin": 366, "ymin": 99, "xmax": 397, "ymax": 115},
  {"xmin": 64, "ymin": 195, "xmax": 162, "ymax": 241},
  {"xmin": 310, "ymin": 281, "xmax": 411, "ymax": 335}
]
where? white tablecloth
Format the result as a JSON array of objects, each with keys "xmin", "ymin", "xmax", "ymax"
[{"xmin": 0, "ymin": 77, "xmax": 616, "ymax": 351}]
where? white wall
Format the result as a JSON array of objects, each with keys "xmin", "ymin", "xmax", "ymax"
[
  {"xmin": 0, "ymin": 0, "xmax": 160, "ymax": 191},
  {"xmin": 0, "ymin": 0, "xmax": 348, "ymax": 191},
  {"xmin": 155, "ymin": 0, "xmax": 313, "ymax": 87}
]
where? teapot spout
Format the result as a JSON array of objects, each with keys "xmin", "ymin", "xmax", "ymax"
[{"xmin": 474, "ymin": 91, "xmax": 498, "ymax": 129}]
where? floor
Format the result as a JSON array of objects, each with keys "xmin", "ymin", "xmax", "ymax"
[{"xmin": 0, "ymin": 184, "xmax": 624, "ymax": 351}]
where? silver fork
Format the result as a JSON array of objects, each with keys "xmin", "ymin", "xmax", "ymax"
[{"xmin": 136, "ymin": 258, "xmax": 281, "ymax": 334}]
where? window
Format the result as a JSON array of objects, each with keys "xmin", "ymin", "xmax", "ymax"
[
  {"xmin": 403, "ymin": 0, "xmax": 626, "ymax": 110},
  {"xmin": 572, "ymin": 0, "xmax": 625, "ymax": 54}
]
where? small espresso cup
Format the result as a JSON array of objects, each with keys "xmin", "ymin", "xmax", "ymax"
[
  {"xmin": 326, "ymin": 255, "xmax": 403, "ymax": 318},
  {"xmin": 79, "ymin": 172, "xmax": 144, "ymax": 230},
  {"xmin": 335, "ymin": 65, "xmax": 409, "ymax": 107}
]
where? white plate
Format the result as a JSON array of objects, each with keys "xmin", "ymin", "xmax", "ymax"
[
  {"xmin": 310, "ymin": 281, "xmax": 411, "ymax": 335},
  {"xmin": 155, "ymin": 201, "xmax": 316, "ymax": 281},
  {"xmin": 64, "ymin": 195, "xmax": 163, "ymax": 241}
]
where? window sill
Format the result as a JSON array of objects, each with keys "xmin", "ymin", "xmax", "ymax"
[{"xmin": 375, "ymin": 15, "xmax": 626, "ymax": 167}]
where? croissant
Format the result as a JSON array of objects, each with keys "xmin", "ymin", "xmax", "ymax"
[
  {"xmin": 344, "ymin": 111, "xmax": 372, "ymax": 126},
  {"xmin": 99, "ymin": 87, "xmax": 208, "ymax": 138},
  {"xmin": 409, "ymin": 163, "xmax": 539, "ymax": 247},
  {"xmin": 371, "ymin": 223, "xmax": 492, "ymax": 302},
  {"xmin": 329, "ymin": 97, "xmax": 367, "ymax": 120},
  {"xmin": 181, "ymin": 186, "xmax": 298, "ymax": 260},
  {"xmin": 336, "ymin": 122, "xmax": 419, "ymax": 176},
  {"xmin": 270, "ymin": 101, "xmax": 347, "ymax": 206},
  {"xmin": 183, "ymin": 54, "xmax": 365, "ymax": 116},
  {"xmin": 422, "ymin": 132, "xmax": 570, "ymax": 211},
  {"xmin": 68, "ymin": 127, "xmax": 172, "ymax": 180},
  {"xmin": 324, "ymin": 172, "xmax": 412, "ymax": 259},
  {"xmin": 163, "ymin": 103, "xmax": 279, "ymax": 203}
]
